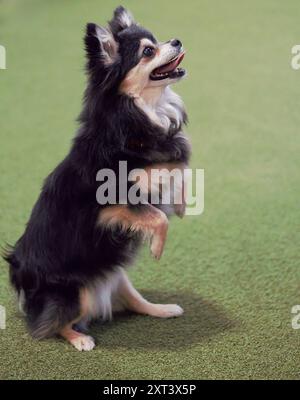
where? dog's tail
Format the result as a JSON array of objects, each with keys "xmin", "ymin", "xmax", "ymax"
[
  {"xmin": 1, "ymin": 242, "xmax": 15, "ymax": 266},
  {"xmin": 1, "ymin": 243, "xmax": 22, "ymax": 293}
]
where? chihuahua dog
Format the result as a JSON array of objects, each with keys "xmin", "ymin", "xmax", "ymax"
[{"xmin": 4, "ymin": 6, "xmax": 191, "ymax": 351}]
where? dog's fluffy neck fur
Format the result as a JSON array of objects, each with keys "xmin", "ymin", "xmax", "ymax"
[
  {"xmin": 139, "ymin": 86, "xmax": 164, "ymax": 107},
  {"xmin": 80, "ymin": 82, "xmax": 186, "ymax": 134},
  {"xmin": 132, "ymin": 85, "xmax": 186, "ymax": 131}
]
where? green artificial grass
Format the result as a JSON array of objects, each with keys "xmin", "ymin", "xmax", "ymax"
[{"xmin": 1, "ymin": 0, "xmax": 300, "ymax": 380}]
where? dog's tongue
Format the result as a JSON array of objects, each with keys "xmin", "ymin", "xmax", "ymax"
[{"xmin": 154, "ymin": 52, "xmax": 185, "ymax": 74}]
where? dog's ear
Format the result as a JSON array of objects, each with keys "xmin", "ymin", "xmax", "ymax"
[
  {"xmin": 109, "ymin": 6, "xmax": 135, "ymax": 35},
  {"xmin": 85, "ymin": 23, "xmax": 118, "ymax": 67}
]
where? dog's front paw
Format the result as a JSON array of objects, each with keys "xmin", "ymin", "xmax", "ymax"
[
  {"xmin": 150, "ymin": 234, "xmax": 165, "ymax": 260},
  {"xmin": 70, "ymin": 334, "xmax": 95, "ymax": 351},
  {"xmin": 174, "ymin": 202, "xmax": 186, "ymax": 218},
  {"xmin": 150, "ymin": 217, "xmax": 169, "ymax": 260}
]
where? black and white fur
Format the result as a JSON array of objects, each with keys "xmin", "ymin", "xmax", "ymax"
[{"xmin": 4, "ymin": 6, "xmax": 191, "ymax": 351}]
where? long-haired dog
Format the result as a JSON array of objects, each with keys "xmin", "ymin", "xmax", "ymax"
[{"xmin": 4, "ymin": 6, "xmax": 191, "ymax": 351}]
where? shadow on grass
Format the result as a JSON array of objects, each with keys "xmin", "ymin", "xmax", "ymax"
[{"xmin": 90, "ymin": 290, "xmax": 236, "ymax": 350}]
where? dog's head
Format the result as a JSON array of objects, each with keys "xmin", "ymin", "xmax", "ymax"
[{"xmin": 85, "ymin": 6, "xmax": 186, "ymax": 96}]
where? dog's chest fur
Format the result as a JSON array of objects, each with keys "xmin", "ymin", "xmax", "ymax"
[{"xmin": 137, "ymin": 86, "xmax": 185, "ymax": 131}]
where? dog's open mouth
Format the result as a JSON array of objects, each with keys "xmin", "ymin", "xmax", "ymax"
[{"xmin": 150, "ymin": 52, "xmax": 185, "ymax": 81}]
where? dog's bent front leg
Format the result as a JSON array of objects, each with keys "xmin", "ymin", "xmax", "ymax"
[
  {"xmin": 117, "ymin": 269, "xmax": 183, "ymax": 318},
  {"xmin": 98, "ymin": 204, "xmax": 169, "ymax": 259}
]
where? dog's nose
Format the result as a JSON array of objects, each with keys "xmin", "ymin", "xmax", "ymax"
[{"xmin": 170, "ymin": 39, "xmax": 182, "ymax": 48}]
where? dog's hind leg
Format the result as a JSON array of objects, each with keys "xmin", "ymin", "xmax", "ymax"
[
  {"xmin": 117, "ymin": 269, "xmax": 183, "ymax": 318},
  {"xmin": 27, "ymin": 287, "xmax": 96, "ymax": 351}
]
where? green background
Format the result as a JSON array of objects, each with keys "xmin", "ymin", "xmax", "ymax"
[{"xmin": 1, "ymin": 0, "xmax": 300, "ymax": 379}]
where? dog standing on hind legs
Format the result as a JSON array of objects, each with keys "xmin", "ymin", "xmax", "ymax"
[{"xmin": 4, "ymin": 6, "xmax": 191, "ymax": 351}]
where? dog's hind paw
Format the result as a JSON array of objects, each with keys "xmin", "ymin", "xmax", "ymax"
[
  {"xmin": 148, "ymin": 303, "xmax": 184, "ymax": 318},
  {"xmin": 70, "ymin": 334, "xmax": 95, "ymax": 351}
]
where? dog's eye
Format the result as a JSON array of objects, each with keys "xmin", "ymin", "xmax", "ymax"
[{"xmin": 143, "ymin": 47, "xmax": 155, "ymax": 58}]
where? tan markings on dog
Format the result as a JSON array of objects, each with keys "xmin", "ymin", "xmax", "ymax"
[
  {"xmin": 119, "ymin": 38, "xmax": 186, "ymax": 130},
  {"xmin": 118, "ymin": 269, "xmax": 184, "ymax": 318},
  {"xmin": 63, "ymin": 266, "xmax": 183, "ymax": 350},
  {"xmin": 57, "ymin": 293, "xmax": 94, "ymax": 350},
  {"xmin": 98, "ymin": 204, "xmax": 168, "ymax": 259},
  {"xmin": 120, "ymin": 70, "xmax": 164, "ymax": 128},
  {"xmin": 79, "ymin": 287, "xmax": 92, "ymax": 318},
  {"xmin": 119, "ymin": 39, "xmax": 157, "ymax": 97},
  {"xmin": 58, "ymin": 286, "xmax": 107, "ymax": 351},
  {"xmin": 120, "ymin": 64, "xmax": 150, "ymax": 98}
]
